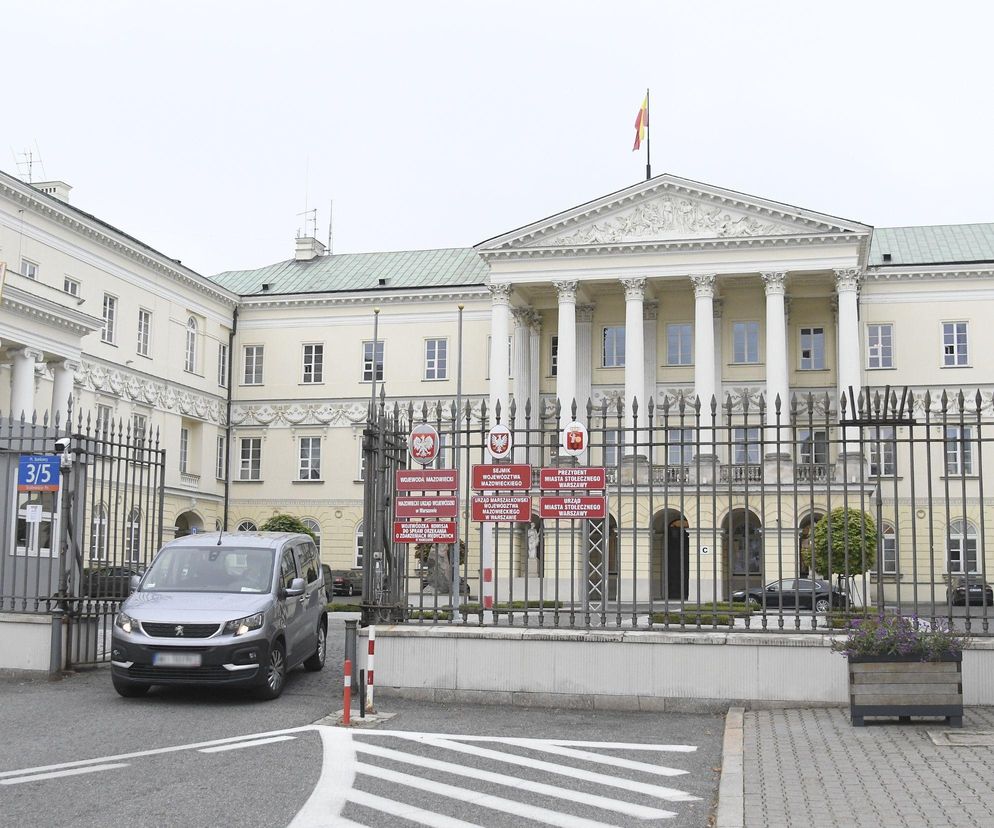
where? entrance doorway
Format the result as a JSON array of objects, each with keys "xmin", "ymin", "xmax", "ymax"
[
  {"xmin": 651, "ymin": 509, "xmax": 690, "ymax": 601},
  {"xmin": 174, "ymin": 511, "xmax": 204, "ymax": 538},
  {"xmin": 723, "ymin": 508, "xmax": 763, "ymax": 594}
]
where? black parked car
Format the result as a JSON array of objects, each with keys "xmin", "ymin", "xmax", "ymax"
[
  {"xmin": 81, "ymin": 565, "xmax": 144, "ymax": 599},
  {"xmin": 732, "ymin": 578, "xmax": 846, "ymax": 613},
  {"xmin": 947, "ymin": 576, "xmax": 994, "ymax": 606},
  {"xmin": 322, "ymin": 565, "xmax": 362, "ymax": 599}
]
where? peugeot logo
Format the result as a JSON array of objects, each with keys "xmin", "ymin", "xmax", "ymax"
[{"xmin": 175, "ymin": 625, "xmax": 185, "ymax": 637}]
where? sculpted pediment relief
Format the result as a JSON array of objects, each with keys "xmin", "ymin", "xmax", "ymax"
[{"xmin": 535, "ymin": 195, "xmax": 805, "ymax": 247}]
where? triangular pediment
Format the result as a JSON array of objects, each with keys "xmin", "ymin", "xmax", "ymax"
[{"xmin": 477, "ymin": 173, "xmax": 870, "ymax": 252}]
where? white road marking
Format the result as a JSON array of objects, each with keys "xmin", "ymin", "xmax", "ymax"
[
  {"xmin": 357, "ymin": 761, "xmax": 627, "ymax": 828},
  {"xmin": 400, "ymin": 735, "xmax": 700, "ymax": 802},
  {"xmin": 287, "ymin": 725, "xmax": 355, "ymax": 828},
  {"xmin": 1, "ymin": 763, "xmax": 129, "ymax": 785},
  {"xmin": 500, "ymin": 739, "xmax": 688, "ymax": 776},
  {"xmin": 359, "ymin": 730, "xmax": 697, "ymax": 751},
  {"xmin": 199, "ymin": 735, "xmax": 297, "ymax": 753},
  {"xmin": 348, "ymin": 788, "xmax": 485, "ymax": 828},
  {"xmin": 355, "ymin": 741, "xmax": 676, "ymax": 820}
]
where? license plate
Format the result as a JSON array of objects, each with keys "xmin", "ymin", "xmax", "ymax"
[{"xmin": 152, "ymin": 652, "xmax": 202, "ymax": 668}]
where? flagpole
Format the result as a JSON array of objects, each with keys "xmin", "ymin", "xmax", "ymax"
[{"xmin": 645, "ymin": 87, "xmax": 651, "ymax": 181}]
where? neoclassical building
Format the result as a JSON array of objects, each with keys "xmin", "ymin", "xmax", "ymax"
[{"xmin": 3, "ymin": 168, "xmax": 993, "ymax": 601}]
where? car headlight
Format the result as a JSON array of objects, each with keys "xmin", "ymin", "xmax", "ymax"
[
  {"xmin": 114, "ymin": 611, "xmax": 137, "ymax": 634},
  {"xmin": 223, "ymin": 613, "xmax": 264, "ymax": 637}
]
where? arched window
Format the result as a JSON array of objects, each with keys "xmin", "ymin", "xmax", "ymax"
[
  {"xmin": 184, "ymin": 316, "xmax": 198, "ymax": 373},
  {"xmin": 237, "ymin": 520, "xmax": 258, "ymax": 532},
  {"xmin": 302, "ymin": 518, "xmax": 321, "ymax": 554},
  {"xmin": 91, "ymin": 505, "xmax": 108, "ymax": 560},
  {"xmin": 125, "ymin": 508, "xmax": 142, "ymax": 564},
  {"xmin": 948, "ymin": 519, "xmax": 978, "ymax": 574},
  {"xmin": 354, "ymin": 523, "xmax": 364, "ymax": 569},
  {"xmin": 880, "ymin": 522, "xmax": 898, "ymax": 575}
]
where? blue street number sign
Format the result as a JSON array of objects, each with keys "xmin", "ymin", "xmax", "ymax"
[{"xmin": 17, "ymin": 455, "xmax": 60, "ymax": 493}]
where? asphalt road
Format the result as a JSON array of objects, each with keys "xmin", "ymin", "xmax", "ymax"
[{"xmin": 0, "ymin": 618, "xmax": 723, "ymax": 827}]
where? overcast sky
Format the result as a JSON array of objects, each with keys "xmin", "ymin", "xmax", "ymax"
[{"xmin": 6, "ymin": 1, "xmax": 992, "ymax": 276}]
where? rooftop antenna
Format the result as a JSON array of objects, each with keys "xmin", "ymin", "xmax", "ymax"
[
  {"xmin": 296, "ymin": 207, "xmax": 318, "ymax": 239},
  {"xmin": 327, "ymin": 199, "xmax": 334, "ymax": 254},
  {"xmin": 14, "ymin": 149, "xmax": 37, "ymax": 183}
]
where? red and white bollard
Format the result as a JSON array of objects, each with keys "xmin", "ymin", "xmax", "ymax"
[
  {"xmin": 482, "ymin": 567, "xmax": 494, "ymax": 610},
  {"xmin": 365, "ymin": 626, "xmax": 376, "ymax": 713},
  {"xmin": 343, "ymin": 658, "xmax": 352, "ymax": 726}
]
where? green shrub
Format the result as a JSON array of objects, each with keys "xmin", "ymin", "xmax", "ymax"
[
  {"xmin": 811, "ymin": 508, "xmax": 876, "ymax": 577},
  {"xmin": 259, "ymin": 514, "xmax": 317, "ymax": 543},
  {"xmin": 651, "ymin": 612, "xmax": 733, "ymax": 626},
  {"xmin": 327, "ymin": 603, "xmax": 362, "ymax": 613}
]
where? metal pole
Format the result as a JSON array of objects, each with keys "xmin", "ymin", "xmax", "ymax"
[
  {"xmin": 342, "ymin": 659, "xmax": 352, "ymax": 726},
  {"xmin": 370, "ymin": 308, "xmax": 380, "ymax": 409},
  {"xmin": 451, "ymin": 304, "xmax": 464, "ymax": 622},
  {"xmin": 344, "ymin": 618, "xmax": 358, "ymax": 691}
]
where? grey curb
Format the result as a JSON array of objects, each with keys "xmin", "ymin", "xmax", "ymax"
[{"xmin": 715, "ymin": 706, "xmax": 745, "ymax": 828}]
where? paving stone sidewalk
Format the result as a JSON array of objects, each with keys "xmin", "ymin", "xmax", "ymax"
[{"xmin": 744, "ymin": 707, "xmax": 994, "ymax": 828}]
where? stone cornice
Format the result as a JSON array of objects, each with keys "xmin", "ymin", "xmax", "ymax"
[
  {"xmin": 864, "ymin": 266, "xmax": 994, "ymax": 282},
  {"xmin": 231, "ymin": 395, "xmax": 489, "ymax": 428},
  {"xmin": 0, "ymin": 174, "xmax": 239, "ymax": 308},
  {"xmin": 2, "ymin": 283, "xmax": 104, "ymax": 338},
  {"xmin": 235, "ymin": 286, "xmax": 488, "ymax": 310}
]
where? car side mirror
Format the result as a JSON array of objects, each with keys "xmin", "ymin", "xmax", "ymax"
[
  {"xmin": 129, "ymin": 574, "xmax": 141, "ymax": 593},
  {"xmin": 285, "ymin": 577, "xmax": 306, "ymax": 598}
]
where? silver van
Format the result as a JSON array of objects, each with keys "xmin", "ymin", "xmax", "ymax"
[{"xmin": 110, "ymin": 532, "xmax": 327, "ymax": 700}]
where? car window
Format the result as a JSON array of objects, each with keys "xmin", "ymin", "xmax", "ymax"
[
  {"xmin": 280, "ymin": 549, "xmax": 298, "ymax": 590},
  {"xmin": 778, "ymin": 580, "xmax": 795, "ymax": 591},
  {"xmin": 296, "ymin": 543, "xmax": 319, "ymax": 584}
]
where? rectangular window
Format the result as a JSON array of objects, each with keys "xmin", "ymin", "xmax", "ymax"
[
  {"xmin": 732, "ymin": 427, "xmax": 761, "ymax": 464},
  {"xmin": 666, "ymin": 323, "xmax": 693, "ymax": 366},
  {"xmin": 945, "ymin": 426, "xmax": 974, "ymax": 475},
  {"xmin": 550, "ymin": 335, "xmax": 558, "ymax": 377},
  {"xmin": 217, "ymin": 343, "xmax": 229, "ymax": 388},
  {"xmin": 602, "ymin": 326, "xmax": 626, "ymax": 368},
  {"xmin": 424, "ymin": 338, "xmax": 448, "ymax": 380},
  {"xmin": 356, "ymin": 444, "xmax": 366, "ymax": 482},
  {"xmin": 799, "ymin": 327, "xmax": 825, "ymax": 370},
  {"xmin": 299, "ymin": 437, "xmax": 321, "ymax": 480},
  {"xmin": 179, "ymin": 427, "xmax": 189, "ymax": 474},
  {"xmin": 868, "ymin": 426, "xmax": 896, "ymax": 476},
  {"xmin": 942, "ymin": 321, "xmax": 969, "ymax": 367},
  {"xmin": 63, "ymin": 276, "xmax": 80, "ymax": 296},
  {"xmin": 302, "ymin": 344, "xmax": 324, "ymax": 384},
  {"xmin": 602, "ymin": 429, "xmax": 619, "ymax": 467},
  {"xmin": 732, "ymin": 322, "xmax": 759, "ymax": 364},
  {"xmin": 239, "ymin": 437, "xmax": 261, "ymax": 481},
  {"xmin": 798, "ymin": 429, "xmax": 828, "ymax": 464},
  {"xmin": 362, "ymin": 341, "xmax": 384, "ymax": 382},
  {"xmin": 131, "ymin": 413, "xmax": 147, "ymax": 441},
  {"xmin": 354, "ymin": 526, "xmax": 365, "ymax": 569},
  {"xmin": 867, "ymin": 323, "xmax": 893, "ymax": 369},
  {"xmin": 96, "ymin": 404, "xmax": 113, "ymax": 437},
  {"xmin": 243, "ymin": 345, "xmax": 264, "ymax": 385},
  {"xmin": 881, "ymin": 529, "xmax": 898, "ymax": 575},
  {"xmin": 20, "ymin": 259, "xmax": 38, "ymax": 279},
  {"xmin": 101, "ymin": 294, "xmax": 117, "ymax": 344},
  {"xmin": 216, "ymin": 434, "xmax": 226, "ymax": 480},
  {"xmin": 666, "ymin": 428, "xmax": 695, "ymax": 465},
  {"xmin": 137, "ymin": 309, "xmax": 151, "ymax": 357}
]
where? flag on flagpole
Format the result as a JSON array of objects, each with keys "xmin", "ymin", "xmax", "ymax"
[{"xmin": 632, "ymin": 93, "xmax": 648, "ymax": 151}]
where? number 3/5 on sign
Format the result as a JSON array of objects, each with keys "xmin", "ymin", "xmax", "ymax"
[{"xmin": 17, "ymin": 455, "xmax": 60, "ymax": 492}]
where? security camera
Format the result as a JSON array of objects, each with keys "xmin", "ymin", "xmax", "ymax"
[{"xmin": 54, "ymin": 437, "xmax": 71, "ymax": 453}]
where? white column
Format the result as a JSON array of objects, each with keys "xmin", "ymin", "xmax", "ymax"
[
  {"xmin": 554, "ymin": 280, "xmax": 578, "ymax": 422},
  {"xmin": 762, "ymin": 271, "xmax": 790, "ymax": 436},
  {"xmin": 643, "ymin": 301, "xmax": 658, "ymax": 422},
  {"xmin": 488, "ymin": 283, "xmax": 512, "ymax": 425},
  {"xmin": 51, "ymin": 359, "xmax": 80, "ymax": 429},
  {"xmin": 511, "ymin": 306, "xmax": 532, "ymax": 463},
  {"xmin": 835, "ymin": 268, "xmax": 862, "ymax": 455},
  {"xmin": 691, "ymin": 274, "xmax": 717, "ymax": 415},
  {"xmin": 575, "ymin": 304, "xmax": 594, "ymax": 421},
  {"xmin": 621, "ymin": 279, "xmax": 647, "ymax": 454},
  {"xmin": 10, "ymin": 347, "xmax": 42, "ymax": 420},
  {"xmin": 712, "ymin": 297, "xmax": 724, "ymax": 430},
  {"xmin": 528, "ymin": 313, "xmax": 541, "ymax": 465}
]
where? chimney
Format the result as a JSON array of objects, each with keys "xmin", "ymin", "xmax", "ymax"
[
  {"xmin": 32, "ymin": 180, "xmax": 72, "ymax": 202},
  {"xmin": 294, "ymin": 234, "xmax": 326, "ymax": 262}
]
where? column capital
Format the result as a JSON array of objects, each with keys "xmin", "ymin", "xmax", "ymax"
[
  {"xmin": 487, "ymin": 282, "xmax": 513, "ymax": 306},
  {"xmin": 834, "ymin": 268, "xmax": 861, "ymax": 292},
  {"xmin": 11, "ymin": 346, "xmax": 44, "ymax": 361},
  {"xmin": 49, "ymin": 357, "xmax": 82, "ymax": 371},
  {"xmin": 620, "ymin": 277, "xmax": 646, "ymax": 302},
  {"xmin": 528, "ymin": 310, "xmax": 543, "ymax": 332},
  {"xmin": 575, "ymin": 303, "xmax": 595, "ymax": 323},
  {"xmin": 643, "ymin": 300, "xmax": 659, "ymax": 321},
  {"xmin": 761, "ymin": 271, "xmax": 787, "ymax": 295},
  {"xmin": 553, "ymin": 279, "xmax": 578, "ymax": 304},
  {"xmin": 510, "ymin": 306, "xmax": 533, "ymax": 327},
  {"xmin": 690, "ymin": 273, "xmax": 716, "ymax": 298}
]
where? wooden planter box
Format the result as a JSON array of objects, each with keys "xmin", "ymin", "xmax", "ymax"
[{"xmin": 849, "ymin": 654, "xmax": 963, "ymax": 727}]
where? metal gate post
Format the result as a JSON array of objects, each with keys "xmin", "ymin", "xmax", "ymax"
[
  {"xmin": 344, "ymin": 618, "xmax": 359, "ymax": 691},
  {"xmin": 49, "ymin": 606, "xmax": 63, "ymax": 677}
]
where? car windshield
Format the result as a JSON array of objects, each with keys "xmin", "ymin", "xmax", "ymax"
[{"xmin": 141, "ymin": 546, "xmax": 275, "ymax": 593}]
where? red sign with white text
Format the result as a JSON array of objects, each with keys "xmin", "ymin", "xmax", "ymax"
[
  {"xmin": 395, "ymin": 469, "xmax": 459, "ymax": 491},
  {"xmin": 539, "ymin": 467, "xmax": 606, "ymax": 491},
  {"xmin": 393, "ymin": 521, "xmax": 458, "ymax": 544},
  {"xmin": 539, "ymin": 496, "xmax": 607, "ymax": 520},
  {"xmin": 471, "ymin": 464, "xmax": 531, "ymax": 490},
  {"xmin": 395, "ymin": 496, "xmax": 459, "ymax": 519},
  {"xmin": 471, "ymin": 495, "xmax": 531, "ymax": 522}
]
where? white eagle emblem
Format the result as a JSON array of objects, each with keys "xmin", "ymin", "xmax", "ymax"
[
  {"xmin": 490, "ymin": 433, "xmax": 509, "ymax": 453},
  {"xmin": 412, "ymin": 434, "xmax": 435, "ymax": 458}
]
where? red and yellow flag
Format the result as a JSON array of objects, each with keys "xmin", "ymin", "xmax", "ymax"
[{"xmin": 632, "ymin": 94, "xmax": 648, "ymax": 151}]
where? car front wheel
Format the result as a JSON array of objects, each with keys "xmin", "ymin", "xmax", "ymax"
[
  {"xmin": 815, "ymin": 598, "xmax": 831, "ymax": 613},
  {"xmin": 256, "ymin": 641, "xmax": 287, "ymax": 700}
]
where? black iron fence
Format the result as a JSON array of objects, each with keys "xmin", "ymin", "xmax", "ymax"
[
  {"xmin": 0, "ymin": 406, "xmax": 165, "ymax": 666},
  {"xmin": 362, "ymin": 386, "xmax": 994, "ymax": 634}
]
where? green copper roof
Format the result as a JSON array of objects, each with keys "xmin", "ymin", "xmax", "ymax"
[
  {"xmin": 210, "ymin": 247, "xmax": 487, "ymax": 296},
  {"xmin": 870, "ymin": 223, "xmax": 994, "ymax": 267}
]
